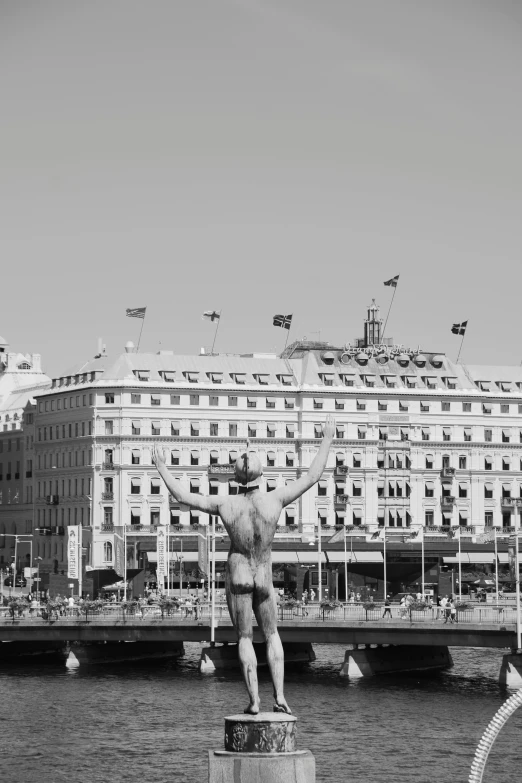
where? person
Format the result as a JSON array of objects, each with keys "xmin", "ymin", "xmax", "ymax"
[
  {"xmin": 310, "ymin": 588, "xmax": 316, "ymax": 603},
  {"xmin": 382, "ymin": 595, "xmax": 392, "ymax": 619},
  {"xmin": 449, "ymin": 599, "xmax": 458, "ymax": 624},
  {"xmin": 441, "ymin": 596, "xmax": 451, "ymax": 623},
  {"xmin": 153, "ymin": 414, "xmax": 335, "ymax": 715},
  {"xmin": 68, "ymin": 595, "xmax": 75, "ymax": 616},
  {"xmin": 399, "ymin": 595, "xmax": 408, "ymax": 619}
]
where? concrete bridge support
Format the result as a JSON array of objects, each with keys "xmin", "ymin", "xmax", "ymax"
[
  {"xmin": 339, "ymin": 644, "xmax": 453, "ymax": 678},
  {"xmin": 200, "ymin": 642, "xmax": 315, "ymax": 672},
  {"xmin": 66, "ymin": 641, "xmax": 185, "ymax": 667},
  {"xmin": 499, "ymin": 652, "xmax": 522, "ymax": 689}
]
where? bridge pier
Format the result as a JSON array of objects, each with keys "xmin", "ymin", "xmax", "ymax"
[
  {"xmin": 339, "ymin": 644, "xmax": 453, "ymax": 678},
  {"xmin": 200, "ymin": 642, "xmax": 315, "ymax": 672},
  {"xmin": 499, "ymin": 651, "xmax": 522, "ymax": 689},
  {"xmin": 65, "ymin": 641, "xmax": 185, "ymax": 667}
]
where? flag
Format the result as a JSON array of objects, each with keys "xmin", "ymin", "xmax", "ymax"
[
  {"xmin": 384, "ymin": 275, "xmax": 399, "ymax": 287},
  {"xmin": 202, "ymin": 310, "xmax": 221, "ymax": 322},
  {"xmin": 451, "ymin": 527, "xmax": 461, "ymax": 539},
  {"xmin": 126, "ymin": 307, "xmax": 146, "ymax": 319},
  {"xmin": 273, "ymin": 314, "xmax": 292, "ymax": 330},
  {"xmin": 113, "ymin": 526, "xmax": 125, "ymax": 578},
  {"xmin": 451, "ymin": 320, "xmax": 467, "ymax": 335},
  {"xmin": 475, "ymin": 529, "xmax": 496, "ymax": 544},
  {"xmin": 328, "ymin": 528, "xmax": 346, "ymax": 544},
  {"xmin": 67, "ymin": 526, "xmax": 79, "ymax": 580}
]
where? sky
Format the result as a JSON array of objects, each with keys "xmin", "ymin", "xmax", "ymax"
[{"xmin": 1, "ymin": 0, "xmax": 521, "ymax": 378}]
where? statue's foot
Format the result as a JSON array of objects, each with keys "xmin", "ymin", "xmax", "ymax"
[
  {"xmin": 273, "ymin": 698, "xmax": 292, "ymax": 715},
  {"xmin": 244, "ymin": 701, "xmax": 260, "ymax": 715}
]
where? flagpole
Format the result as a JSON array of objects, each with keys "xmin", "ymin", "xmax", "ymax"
[
  {"xmin": 421, "ymin": 526, "xmax": 425, "ymax": 599},
  {"xmin": 124, "ymin": 523, "xmax": 127, "ymax": 600},
  {"xmin": 383, "ymin": 526, "xmax": 387, "ymax": 599},
  {"xmin": 458, "ymin": 528, "xmax": 462, "ymax": 601},
  {"xmin": 284, "ymin": 322, "xmax": 292, "ymax": 352},
  {"xmin": 136, "ymin": 313, "xmax": 146, "ymax": 352},
  {"xmin": 516, "ymin": 508, "xmax": 521, "ymax": 651},
  {"xmin": 455, "ymin": 321, "xmax": 468, "ymax": 363},
  {"xmin": 494, "ymin": 527, "xmax": 499, "ymax": 613},
  {"xmin": 211, "ymin": 311, "xmax": 222, "ymax": 354},
  {"xmin": 344, "ymin": 524, "xmax": 348, "ymax": 602},
  {"xmin": 381, "ymin": 285, "xmax": 398, "ymax": 342}
]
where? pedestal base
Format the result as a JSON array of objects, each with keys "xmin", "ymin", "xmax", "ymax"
[
  {"xmin": 209, "ymin": 750, "xmax": 315, "ymax": 783},
  {"xmin": 499, "ymin": 652, "xmax": 522, "ymax": 689},
  {"xmin": 224, "ymin": 712, "xmax": 296, "ymax": 753}
]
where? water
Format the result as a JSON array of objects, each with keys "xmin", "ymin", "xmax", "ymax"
[{"xmin": 1, "ymin": 646, "xmax": 520, "ymax": 783}]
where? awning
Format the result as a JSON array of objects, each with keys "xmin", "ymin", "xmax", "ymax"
[
  {"xmin": 485, "ymin": 457, "xmax": 493, "ymax": 467},
  {"xmin": 485, "ymin": 482, "xmax": 493, "ymax": 492},
  {"xmin": 266, "ymin": 479, "xmax": 277, "ymax": 490},
  {"xmin": 336, "ymin": 423, "xmax": 345, "ymax": 431},
  {"xmin": 163, "ymin": 372, "xmax": 175, "ymax": 382},
  {"xmin": 247, "ymin": 397, "xmax": 256, "ymax": 404},
  {"xmin": 321, "ymin": 373, "xmax": 335, "ymax": 380},
  {"xmin": 284, "ymin": 398, "xmax": 295, "ymax": 406},
  {"xmin": 425, "ymin": 481, "xmax": 434, "ymax": 490},
  {"xmin": 501, "ymin": 382, "xmax": 512, "ymax": 391},
  {"xmin": 422, "ymin": 427, "xmax": 431, "ymax": 436},
  {"xmin": 503, "ymin": 429, "xmax": 511, "ymax": 439},
  {"xmin": 318, "ymin": 479, "xmax": 328, "ymax": 489},
  {"xmin": 357, "ymin": 423, "xmax": 367, "ymax": 430},
  {"xmin": 480, "ymin": 382, "xmax": 491, "ymax": 391},
  {"xmin": 233, "ymin": 373, "xmax": 246, "ymax": 381},
  {"xmin": 186, "ymin": 372, "xmax": 199, "ymax": 382},
  {"xmin": 443, "ymin": 428, "xmax": 451, "ymax": 436},
  {"xmin": 468, "ymin": 553, "xmax": 495, "ymax": 564},
  {"xmin": 293, "ymin": 551, "xmax": 327, "ymax": 565},
  {"xmin": 444, "ymin": 554, "xmax": 471, "ymax": 564},
  {"xmin": 458, "ymin": 510, "xmax": 469, "ymax": 520},
  {"xmin": 363, "ymin": 375, "xmax": 376, "ymax": 382},
  {"xmin": 267, "ymin": 424, "xmax": 276, "ymax": 432},
  {"xmin": 313, "ymin": 398, "xmax": 323, "ymax": 406},
  {"xmin": 229, "ymin": 450, "xmax": 238, "ymax": 460},
  {"xmin": 314, "ymin": 425, "xmax": 323, "ymax": 435},
  {"xmin": 464, "ymin": 427, "xmax": 472, "ymax": 436},
  {"xmin": 131, "ymin": 479, "xmax": 141, "ymax": 490},
  {"xmin": 498, "ymin": 553, "xmax": 509, "ymax": 564},
  {"xmin": 286, "ymin": 423, "xmax": 297, "ymax": 432},
  {"xmin": 353, "ymin": 552, "xmax": 384, "ymax": 563},
  {"xmin": 483, "ymin": 403, "xmax": 492, "ymax": 413},
  {"xmin": 352, "ymin": 480, "xmax": 362, "ymax": 489}
]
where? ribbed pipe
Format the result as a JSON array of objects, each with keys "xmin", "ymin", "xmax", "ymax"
[{"xmin": 469, "ymin": 687, "xmax": 522, "ymax": 783}]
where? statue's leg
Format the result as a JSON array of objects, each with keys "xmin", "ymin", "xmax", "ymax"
[
  {"xmin": 253, "ymin": 567, "xmax": 292, "ymax": 715},
  {"xmin": 226, "ymin": 559, "xmax": 259, "ymax": 714}
]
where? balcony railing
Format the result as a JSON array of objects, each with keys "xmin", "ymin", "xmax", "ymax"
[
  {"xmin": 440, "ymin": 467, "xmax": 456, "ymax": 479},
  {"xmin": 101, "ymin": 524, "xmax": 114, "ymax": 532},
  {"xmin": 334, "ymin": 494, "xmax": 349, "ymax": 504},
  {"xmin": 334, "ymin": 465, "xmax": 349, "ymax": 476},
  {"xmin": 46, "ymin": 495, "xmax": 59, "ymax": 505},
  {"xmin": 207, "ymin": 464, "xmax": 235, "ymax": 475},
  {"xmin": 101, "ymin": 492, "xmax": 114, "ymax": 501},
  {"xmin": 128, "ymin": 525, "xmax": 159, "ymax": 533},
  {"xmin": 102, "ymin": 462, "xmax": 115, "ymax": 470},
  {"xmin": 501, "ymin": 497, "xmax": 522, "ymax": 507},
  {"xmin": 440, "ymin": 496, "xmax": 455, "ymax": 506}
]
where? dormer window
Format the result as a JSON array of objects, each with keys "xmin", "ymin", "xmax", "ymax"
[
  {"xmin": 184, "ymin": 371, "xmax": 199, "ymax": 383},
  {"xmin": 161, "ymin": 371, "xmax": 175, "ymax": 382},
  {"xmin": 499, "ymin": 381, "xmax": 512, "ymax": 392},
  {"xmin": 17, "ymin": 362, "xmax": 31, "ymax": 370},
  {"xmin": 135, "ymin": 370, "xmax": 150, "ymax": 381},
  {"xmin": 231, "ymin": 373, "xmax": 246, "ymax": 384},
  {"xmin": 255, "ymin": 374, "xmax": 270, "ymax": 385},
  {"xmin": 478, "ymin": 381, "xmax": 491, "ymax": 391},
  {"xmin": 277, "ymin": 374, "xmax": 293, "ymax": 386},
  {"xmin": 340, "ymin": 373, "xmax": 355, "ymax": 387},
  {"xmin": 320, "ymin": 373, "xmax": 335, "ymax": 386},
  {"xmin": 208, "ymin": 372, "xmax": 223, "ymax": 384},
  {"xmin": 363, "ymin": 375, "xmax": 376, "ymax": 387},
  {"xmin": 383, "ymin": 376, "xmax": 397, "ymax": 388},
  {"xmin": 423, "ymin": 376, "xmax": 437, "ymax": 389}
]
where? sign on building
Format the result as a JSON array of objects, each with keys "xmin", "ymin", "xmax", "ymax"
[{"xmin": 67, "ymin": 526, "xmax": 79, "ymax": 580}]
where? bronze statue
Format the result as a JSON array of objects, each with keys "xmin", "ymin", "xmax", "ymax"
[{"xmin": 152, "ymin": 414, "xmax": 335, "ymax": 715}]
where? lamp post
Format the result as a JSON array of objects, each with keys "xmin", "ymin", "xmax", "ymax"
[
  {"xmin": 307, "ymin": 520, "xmax": 323, "ymax": 602},
  {"xmin": 4, "ymin": 534, "xmax": 33, "ymax": 595},
  {"xmin": 35, "ymin": 556, "xmax": 43, "ymax": 600}
]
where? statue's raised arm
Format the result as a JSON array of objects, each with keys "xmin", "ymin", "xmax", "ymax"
[
  {"xmin": 152, "ymin": 445, "xmax": 223, "ymax": 515},
  {"xmin": 274, "ymin": 414, "xmax": 335, "ymax": 507}
]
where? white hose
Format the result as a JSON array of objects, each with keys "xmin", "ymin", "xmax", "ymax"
[{"xmin": 469, "ymin": 687, "xmax": 522, "ymax": 783}]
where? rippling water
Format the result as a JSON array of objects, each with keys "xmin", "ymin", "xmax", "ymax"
[{"xmin": 1, "ymin": 646, "xmax": 520, "ymax": 783}]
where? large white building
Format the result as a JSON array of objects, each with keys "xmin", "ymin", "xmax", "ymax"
[{"xmin": 27, "ymin": 303, "xmax": 522, "ymax": 588}]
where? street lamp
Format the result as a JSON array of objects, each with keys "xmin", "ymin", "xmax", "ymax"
[
  {"xmin": 304, "ymin": 519, "xmax": 323, "ymax": 602},
  {"xmin": 3, "ymin": 534, "xmax": 33, "ymax": 595},
  {"xmin": 34, "ymin": 557, "xmax": 43, "ymax": 599}
]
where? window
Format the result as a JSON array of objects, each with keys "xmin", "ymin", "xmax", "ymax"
[
  {"xmin": 209, "ymin": 481, "xmax": 219, "ymax": 496},
  {"xmin": 425, "ymin": 510, "xmax": 434, "ymax": 526},
  {"xmin": 190, "ymin": 450, "xmax": 199, "ymax": 466},
  {"xmin": 190, "ymin": 480, "xmax": 200, "ymax": 494},
  {"xmin": 503, "ymin": 458, "xmax": 510, "ymax": 471},
  {"xmin": 209, "ymin": 450, "xmax": 218, "ymax": 465},
  {"xmin": 464, "ymin": 427, "xmax": 472, "ymax": 442},
  {"xmin": 378, "ymin": 428, "xmax": 388, "ymax": 440},
  {"xmin": 459, "ymin": 483, "xmax": 468, "ymax": 498},
  {"xmin": 425, "ymin": 455, "xmax": 434, "ymax": 469},
  {"xmin": 442, "ymin": 455, "xmax": 450, "ymax": 468},
  {"xmin": 103, "ymin": 541, "xmax": 113, "ymax": 561},
  {"xmin": 378, "ymin": 401, "xmax": 387, "ymax": 411},
  {"xmin": 336, "ymin": 425, "xmax": 345, "ymax": 439},
  {"xmin": 313, "ymin": 399, "xmax": 323, "ymax": 410},
  {"xmin": 284, "ymin": 398, "xmax": 294, "ymax": 409},
  {"xmin": 228, "ymin": 396, "xmax": 238, "ymax": 407},
  {"xmin": 105, "ymin": 420, "xmax": 113, "ymax": 435},
  {"xmin": 266, "ymin": 398, "xmax": 275, "ymax": 409},
  {"xmin": 131, "ymin": 479, "xmax": 141, "ymax": 495},
  {"xmin": 400, "ymin": 428, "xmax": 409, "ymax": 441},
  {"xmin": 248, "ymin": 425, "xmax": 257, "ymax": 438},
  {"xmin": 485, "ymin": 456, "xmax": 493, "ymax": 471},
  {"xmin": 420, "ymin": 403, "xmax": 430, "ymax": 412},
  {"xmin": 151, "ymin": 509, "xmax": 160, "ymax": 526},
  {"xmin": 170, "ymin": 394, "xmax": 180, "ymax": 405},
  {"xmin": 286, "ymin": 424, "xmax": 296, "ymax": 438},
  {"xmin": 228, "ymin": 450, "xmax": 238, "ymax": 465},
  {"xmin": 356, "ymin": 401, "xmax": 366, "ymax": 411},
  {"xmin": 353, "ymin": 453, "xmax": 362, "ymax": 468},
  {"xmin": 131, "ymin": 510, "xmax": 141, "ymax": 526},
  {"xmin": 285, "ymin": 509, "xmax": 296, "ymax": 526},
  {"xmin": 314, "ymin": 424, "xmax": 322, "ymax": 439},
  {"xmin": 317, "ymin": 480, "xmax": 327, "ymax": 497},
  {"xmin": 131, "ymin": 449, "xmax": 140, "ymax": 465},
  {"xmin": 443, "ymin": 427, "xmax": 451, "ymax": 442},
  {"xmin": 399, "ymin": 402, "xmax": 409, "ymax": 412},
  {"xmin": 422, "ymin": 427, "xmax": 430, "ymax": 441},
  {"xmin": 442, "ymin": 402, "xmax": 450, "ymax": 412},
  {"xmin": 322, "ymin": 375, "xmax": 334, "ymax": 387},
  {"xmin": 103, "ymin": 507, "xmax": 113, "ymax": 526},
  {"xmin": 151, "ymin": 396, "xmax": 161, "ymax": 406},
  {"xmin": 151, "ymin": 479, "xmax": 161, "ymax": 495},
  {"xmin": 256, "ymin": 374, "xmax": 269, "ymax": 385},
  {"xmin": 425, "ymin": 482, "xmax": 434, "ymax": 498},
  {"xmin": 209, "ymin": 395, "xmax": 219, "ymax": 407},
  {"xmin": 483, "ymin": 403, "xmax": 492, "ymax": 415},
  {"xmin": 459, "ymin": 456, "xmax": 467, "ymax": 469},
  {"xmin": 357, "ymin": 427, "xmax": 366, "ymax": 440},
  {"xmin": 210, "ymin": 422, "xmax": 218, "ymax": 437},
  {"xmin": 190, "ymin": 423, "xmax": 200, "ymax": 437},
  {"xmin": 484, "ymin": 483, "xmax": 493, "ymax": 499},
  {"xmin": 502, "ymin": 429, "xmax": 511, "ymax": 443},
  {"xmin": 335, "ymin": 400, "xmax": 345, "ymax": 410},
  {"xmin": 267, "ymin": 451, "xmax": 275, "ymax": 467},
  {"xmin": 151, "ymin": 421, "xmax": 161, "ymax": 436},
  {"xmin": 352, "ymin": 481, "xmax": 362, "ymax": 497},
  {"xmin": 463, "ymin": 402, "xmax": 471, "ymax": 412},
  {"xmin": 105, "ymin": 393, "xmax": 115, "ymax": 404},
  {"xmin": 484, "ymin": 428, "xmax": 492, "ymax": 442},
  {"xmin": 171, "ymin": 450, "xmax": 180, "ymax": 466},
  {"xmin": 286, "ymin": 452, "xmax": 294, "ymax": 467},
  {"xmin": 190, "ymin": 394, "xmax": 199, "ymax": 406},
  {"xmin": 458, "ymin": 513, "xmax": 468, "ymax": 527},
  {"xmin": 266, "ymin": 478, "xmax": 276, "ymax": 492},
  {"xmin": 501, "ymin": 404, "xmax": 509, "ymax": 414},
  {"xmin": 228, "ymin": 481, "xmax": 238, "ymax": 496},
  {"xmin": 318, "ymin": 510, "xmax": 327, "ymax": 526},
  {"xmin": 171, "ymin": 421, "xmax": 180, "ymax": 436},
  {"xmin": 485, "ymin": 512, "xmax": 493, "ymax": 527},
  {"xmin": 267, "ymin": 424, "xmax": 276, "ymax": 438},
  {"xmin": 132, "ymin": 421, "xmax": 141, "ymax": 435},
  {"xmin": 247, "ymin": 398, "xmax": 257, "ymax": 408}
]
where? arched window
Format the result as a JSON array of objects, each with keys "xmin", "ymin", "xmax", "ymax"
[
  {"xmin": 103, "ymin": 541, "xmax": 113, "ymax": 562},
  {"xmin": 17, "ymin": 362, "xmax": 31, "ymax": 370}
]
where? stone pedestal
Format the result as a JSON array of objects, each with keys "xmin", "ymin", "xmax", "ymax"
[
  {"xmin": 209, "ymin": 713, "xmax": 315, "ymax": 783},
  {"xmin": 499, "ymin": 652, "xmax": 522, "ymax": 689}
]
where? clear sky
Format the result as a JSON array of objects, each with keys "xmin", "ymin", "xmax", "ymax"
[{"xmin": 1, "ymin": 0, "xmax": 521, "ymax": 378}]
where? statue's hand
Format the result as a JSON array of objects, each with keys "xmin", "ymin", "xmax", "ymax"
[
  {"xmin": 152, "ymin": 444, "xmax": 166, "ymax": 470},
  {"xmin": 323, "ymin": 414, "xmax": 336, "ymax": 441}
]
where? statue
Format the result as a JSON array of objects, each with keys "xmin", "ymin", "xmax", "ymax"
[{"xmin": 152, "ymin": 415, "xmax": 335, "ymax": 715}]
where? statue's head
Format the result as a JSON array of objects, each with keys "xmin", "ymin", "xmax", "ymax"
[{"xmin": 234, "ymin": 451, "xmax": 263, "ymax": 485}]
